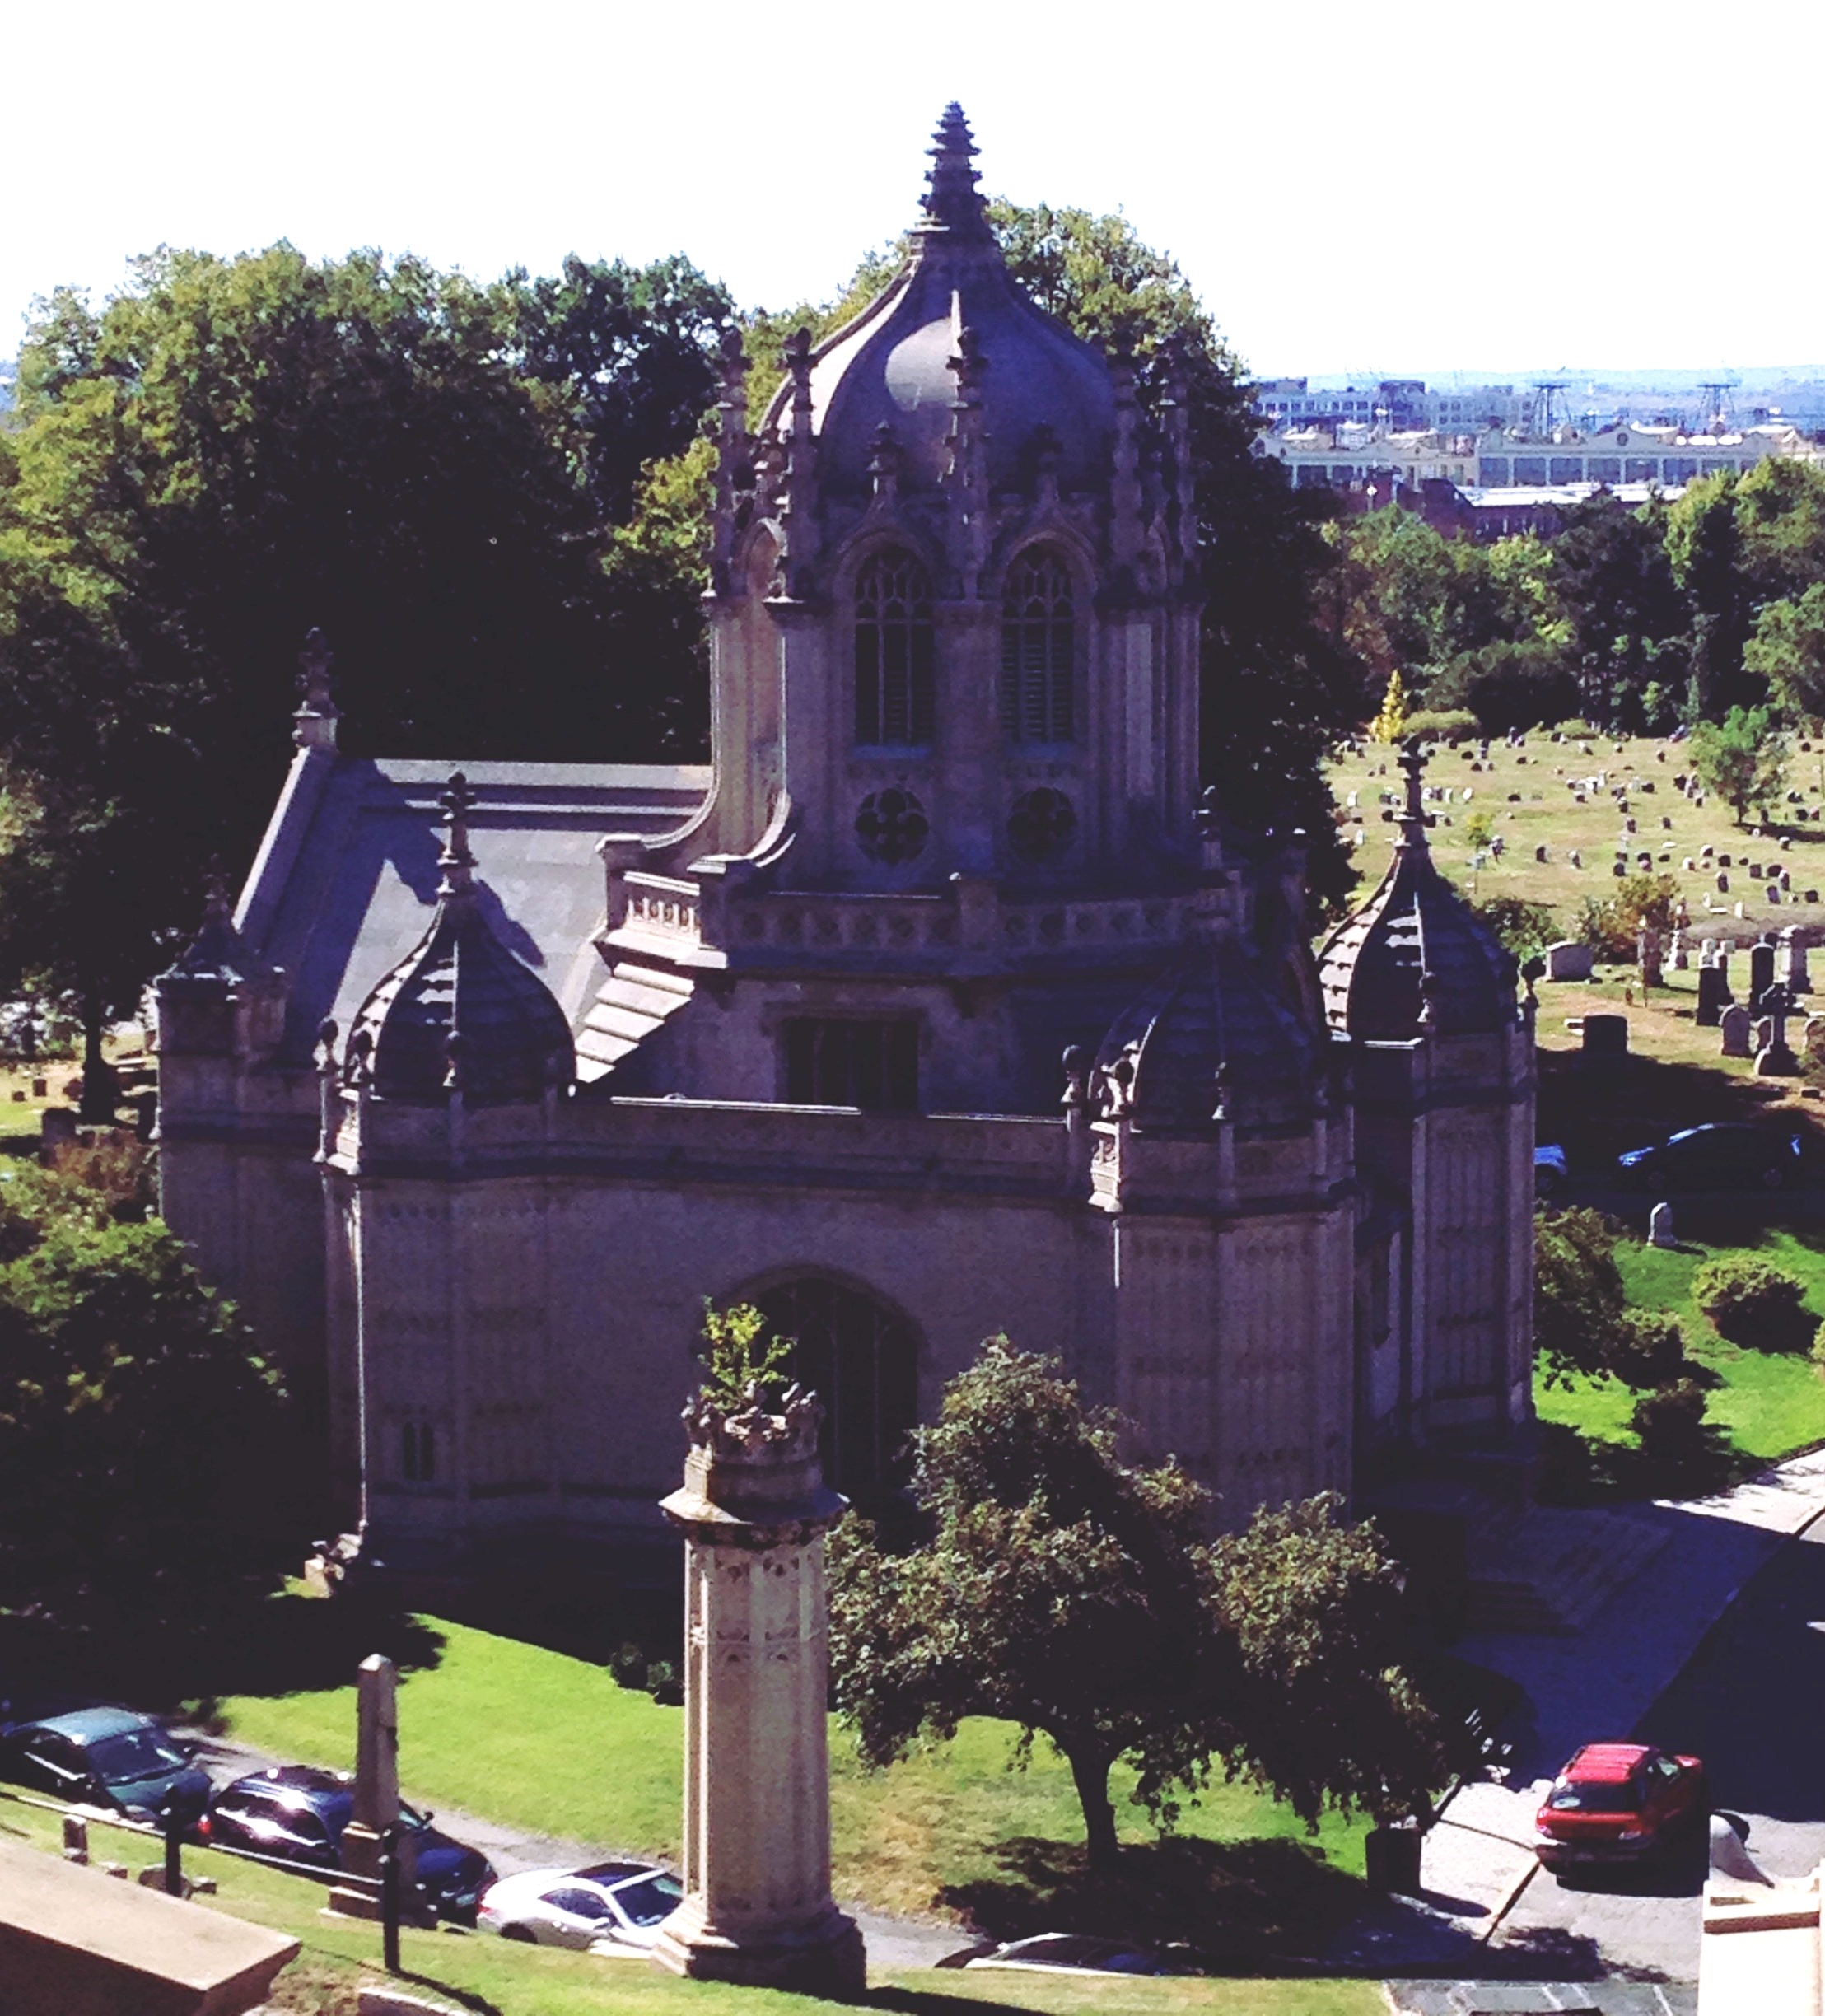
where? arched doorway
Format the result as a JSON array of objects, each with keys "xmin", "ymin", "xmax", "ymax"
[{"xmin": 748, "ymin": 1276, "xmax": 920, "ymax": 1505}]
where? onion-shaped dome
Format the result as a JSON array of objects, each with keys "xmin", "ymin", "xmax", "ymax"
[
  {"xmin": 1319, "ymin": 745, "xmax": 1516, "ymax": 1040},
  {"xmin": 1095, "ymin": 934, "xmax": 1319, "ymax": 1130},
  {"xmin": 777, "ymin": 105, "xmax": 1116, "ymax": 497},
  {"xmin": 347, "ymin": 774, "xmax": 573, "ymax": 1104}
]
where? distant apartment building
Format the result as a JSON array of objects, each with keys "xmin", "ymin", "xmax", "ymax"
[{"xmin": 1253, "ymin": 378, "xmax": 1523, "ymax": 432}]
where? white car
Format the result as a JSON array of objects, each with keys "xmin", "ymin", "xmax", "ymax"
[{"xmin": 478, "ymin": 1860, "xmax": 683, "ymax": 1950}]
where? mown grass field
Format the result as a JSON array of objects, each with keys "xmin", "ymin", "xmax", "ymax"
[
  {"xmin": 0, "ymin": 1787, "xmax": 1379, "ymax": 2016},
  {"xmin": 1535, "ymin": 1225, "xmax": 1825, "ymax": 1463},
  {"xmin": 215, "ymin": 1616, "xmax": 1369, "ymax": 1948}
]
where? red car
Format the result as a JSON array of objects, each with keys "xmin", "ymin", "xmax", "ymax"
[{"xmin": 1534, "ymin": 1743, "xmax": 1706, "ymax": 1869}]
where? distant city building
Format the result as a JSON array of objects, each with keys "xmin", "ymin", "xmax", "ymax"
[{"xmin": 1253, "ymin": 418, "xmax": 1824, "ymax": 529}]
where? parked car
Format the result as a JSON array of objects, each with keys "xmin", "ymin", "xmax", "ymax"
[
  {"xmin": 1534, "ymin": 1145, "xmax": 1570, "ymax": 1200},
  {"xmin": 2, "ymin": 1707, "xmax": 211, "ymax": 1827},
  {"xmin": 478, "ymin": 1861, "xmax": 683, "ymax": 1948},
  {"xmin": 1616, "ymin": 1124, "xmax": 1804, "ymax": 1192},
  {"xmin": 202, "ymin": 1766, "xmax": 494, "ymax": 1922},
  {"xmin": 1534, "ymin": 1743, "xmax": 1706, "ymax": 1869},
  {"xmin": 961, "ymin": 1934, "xmax": 1181, "ymax": 1976}
]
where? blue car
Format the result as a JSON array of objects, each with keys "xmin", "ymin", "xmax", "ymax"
[
  {"xmin": 3, "ymin": 1707, "xmax": 211, "ymax": 1826},
  {"xmin": 1617, "ymin": 1124, "xmax": 1805, "ymax": 1192},
  {"xmin": 203, "ymin": 1766, "xmax": 495, "ymax": 1923}
]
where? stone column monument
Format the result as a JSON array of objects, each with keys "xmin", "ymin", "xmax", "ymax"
[
  {"xmin": 651, "ymin": 1383, "xmax": 866, "ymax": 1997},
  {"xmin": 326, "ymin": 1654, "xmax": 415, "ymax": 1920}
]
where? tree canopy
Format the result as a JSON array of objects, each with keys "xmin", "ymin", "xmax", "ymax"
[
  {"xmin": 0, "ymin": 1147, "xmax": 300, "ymax": 1621},
  {"xmin": 828, "ymin": 1339, "xmax": 1447, "ymax": 1869},
  {"xmin": 0, "ymin": 244, "xmax": 732, "ymax": 1062}
]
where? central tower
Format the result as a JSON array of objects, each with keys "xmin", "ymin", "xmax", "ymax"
[{"xmin": 652, "ymin": 104, "xmax": 1201, "ymax": 897}]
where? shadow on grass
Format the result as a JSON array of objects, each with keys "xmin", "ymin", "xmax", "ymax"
[
  {"xmin": 0, "ymin": 1592, "xmax": 445, "ymax": 1721},
  {"xmin": 1537, "ymin": 1044, "xmax": 1825, "ymax": 1180},
  {"xmin": 936, "ymin": 1833, "xmax": 1365, "ymax": 1967},
  {"xmin": 1533, "ymin": 1416, "xmax": 1751, "ymax": 1508}
]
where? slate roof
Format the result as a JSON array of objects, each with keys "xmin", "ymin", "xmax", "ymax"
[
  {"xmin": 1318, "ymin": 803, "xmax": 1515, "ymax": 1041},
  {"xmin": 774, "ymin": 105, "xmax": 1117, "ymax": 499},
  {"xmin": 1096, "ymin": 934, "xmax": 1318, "ymax": 1129},
  {"xmin": 234, "ymin": 753, "xmax": 707, "ymax": 1069}
]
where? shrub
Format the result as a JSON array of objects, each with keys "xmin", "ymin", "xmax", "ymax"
[
  {"xmin": 1463, "ymin": 810, "xmax": 1496, "ymax": 850},
  {"xmin": 1403, "ymin": 707, "xmax": 1479, "ymax": 744},
  {"xmin": 1812, "ymin": 1317, "xmax": 1825, "ymax": 1371},
  {"xmin": 1612, "ymin": 1310, "xmax": 1688, "ymax": 1389},
  {"xmin": 1472, "ymin": 896, "xmax": 1557, "ymax": 963},
  {"xmin": 1575, "ymin": 872, "xmax": 1683, "ymax": 960},
  {"xmin": 1630, "ymin": 1379, "xmax": 1730, "ymax": 1492},
  {"xmin": 1692, "ymin": 1254, "xmax": 1813, "ymax": 1351},
  {"xmin": 1435, "ymin": 638, "xmax": 1581, "ymax": 735},
  {"xmin": 1550, "ymin": 718, "xmax": 1600, "ymax": 740}
]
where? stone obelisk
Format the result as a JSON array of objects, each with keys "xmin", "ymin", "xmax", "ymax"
[
  {"xmin": 326, "ymin": 1654, "xmax": 416, "ymax": 1919},
  {"xmin": 650, "ymin": 1382, "xmax": 866, "ymax": 1997}
]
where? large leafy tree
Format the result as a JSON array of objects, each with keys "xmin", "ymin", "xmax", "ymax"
[
  {"xmin": 828, "ymin": 1340, "xmax": 1446, "ymax": 1869},
  {"xmin": 1548, "ymin": 495, "xmax": 1689, "ymax": 731},
  {"xmin": 0, "ymin": 245, "xmax": 731, "ymax": 1066},
  {"xmin": 0, "ymin": 1154, "xmax": 298, "ymax": 1621},
  {"xmin": 1687, "ymin": 702, "xmax": 1790, "ymax": 824}
]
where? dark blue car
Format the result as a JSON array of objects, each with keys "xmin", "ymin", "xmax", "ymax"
[
  {"xmin": 203, "ymin": 1765, "xmax": 494, "ymax": 1922},
  {"xmin": 3, "ymin": 1707, "xmax": 211, "ymax": 1826},
  {"xmin": 1617, "ymin": 1124, "xmax": 1805, "ymax": 1192}
]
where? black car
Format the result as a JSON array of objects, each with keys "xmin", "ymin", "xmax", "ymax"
[
  {"xmin": 2, "ymin": 1707, "xmax": 211, "ymax": 1827},
  {"xmin": 202, "ymin": 1765, "xmax": 495, "ymax": 1922},
  {"xmin": 1616, "ymin": 1124, "xmax": 1805, "ymax": 1192}
]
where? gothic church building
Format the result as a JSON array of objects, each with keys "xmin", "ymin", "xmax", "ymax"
[{"xmin": 156, "ymin": 110, "xmax": 1535, "ymax": 1568}]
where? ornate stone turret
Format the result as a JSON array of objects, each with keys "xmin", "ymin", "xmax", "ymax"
[
  {"xmin": 344, "ymin": 773, "xmax": 573, "ymax": 1104},
  {"xmin": 1319, "ymin": 741, "xmax": 1516, "ymax": 1039},
  {"xmin": 651, "ymin": 1383, "xmax": 866, "ymax": 1996},
  {"xmin": 1318, "ymin": 739, "xmax": 1533, "ymax": 1462}
]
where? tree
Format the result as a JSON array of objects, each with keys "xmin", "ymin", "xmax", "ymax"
[
  {"xmin": 1549, "ymin": 495, "xmax": 1690, "ymax": 731},
  {"xmin": 1744, "ymin": 583, "xmax": 1825, "ymax": 721},
  {"xmin": 1667, "ymin": 474, "xmax": 1760, "ymax": 718},
  {"xmin": 0, "ymin": 1155, "xmax": 298, "ymax": 1620},
  {"xmin": 1687, "ymin": 704, "xmax": 1790, "ymax": 824},
  {"xmin": 1369, "ymin": 668, "xmax": 1409, "ymax": 744},
  {"xmin": 828, "ymin": 1340, "xmax": 1445, "ymax": 1869},
  {"xmin": 0, "ymin": 245, "xmax": 732, "ymax": 1052},
  {"xmin": 1534, "ymin": 1206, "xmax": 1681, "ymax": 1388}
]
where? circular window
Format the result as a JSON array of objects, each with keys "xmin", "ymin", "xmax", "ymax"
[
  {"xmin": 1008, "ymin": 787, "xmax": 1076, "ymax": 863},
  {"xmin": 855, "ymin": 787, "xmax": 929, "ymax": 866}
]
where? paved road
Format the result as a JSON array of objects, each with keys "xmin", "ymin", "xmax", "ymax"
[
  {"xmin": 1496, "ymin": 1511, "xmax": 1825, "ymax": 1977},
  {"xmin": 179, "ymin": 1722, "xmax": 965, "ymax": 1971}
]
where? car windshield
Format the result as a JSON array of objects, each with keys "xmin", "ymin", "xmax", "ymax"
[
  {"xmin": 86, "ymin": 1729, "xmax": 189, "ymax": 1782},
  {"xmin": 611, "ymin": 1874, "xmax": 683, "ymax": 1927},
  {"xmin": 1548, "ymin": 1777, "xmax": 1640, "ymax": 1813}
]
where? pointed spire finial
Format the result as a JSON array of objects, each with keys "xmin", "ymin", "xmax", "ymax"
[
  {"xmin": 293, "ymin": 627, "xmax": 341, "ymax": 752},
  {"xmin": 921, "ymin": 103, "xmax": 992, "ymax": 242},
  {"xmin": 438, "ymin": 771, "xmax": 477, "ymax": 896},
  {"xmin": 1398, "ymin": 736, "xmax": 1431, "ymax": 835}
]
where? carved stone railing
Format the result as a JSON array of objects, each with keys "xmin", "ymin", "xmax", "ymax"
[{"xmin": 616, "ymin": 872, "xmax": 702, "ymax": 943}]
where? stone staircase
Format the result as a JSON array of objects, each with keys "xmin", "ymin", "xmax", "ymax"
[{"xmin": 1462, "ymin": 1502, "xmax": 1672, "ymax": 1636}]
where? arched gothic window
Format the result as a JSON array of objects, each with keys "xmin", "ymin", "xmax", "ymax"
[
  {"xmin": 748, "ymin": 1277, "xmax": 920, "ymax": 1504},
  {"xmin": 1001, "ymin": 549, "xmax": 1076, "ymax": 743},
  {"xmin": 854, "ymin": 551, "xmax": 935, "ymax": 746}
]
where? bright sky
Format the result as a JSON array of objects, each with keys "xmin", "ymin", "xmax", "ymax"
[{"xmin": 7, "ymin": 0, "xmax": 1823, "ymax": 380}]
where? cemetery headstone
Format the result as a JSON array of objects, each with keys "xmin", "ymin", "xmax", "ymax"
[
  {"xmin": 1649, "ymin": 1202, "xmax": 1677, "ymax": 1250},
  {"xmin": 1720, "ymin": 1003, "xmax": 1753, "ymax": 1057},
  {"xmin": 1751, "ymin": 936, "xmax": 1777, "ymax": 1010},
  {"xmin": 1546, "ymin": 941, "xmax": 1595, "ymax": 982},
  {"xmin": 1580, "ymin": 1015, "xmax": 1629, "ymax": 1061}
]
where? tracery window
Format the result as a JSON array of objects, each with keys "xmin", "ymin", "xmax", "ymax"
[
  {"xmin": 854, "ymin": 550, "xmax": 935, "ymax": 746},
  {"xmin": 1001, "ymin": 548, "xmax": 1076, "ymax": 744}
]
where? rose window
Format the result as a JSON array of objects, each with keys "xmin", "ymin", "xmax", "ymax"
[{"xmin": 855, "ymin": 787, "xmax": 930, "ymax": 866}]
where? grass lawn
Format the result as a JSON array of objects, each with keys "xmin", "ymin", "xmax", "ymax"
[
  {"xmin": 212, "ymin": 1615, "xmax": 1369, "ymax": 1954},
  {"xmin": 1535, "ymin": 1225, "xmax": 1825, "ymax": 1463},
  {"xmin": 0, "ymin": 1788, "xmax": 1379, "ymax": 2016}
]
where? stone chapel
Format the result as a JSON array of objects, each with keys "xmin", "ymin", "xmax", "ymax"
[{"xmin": 155, "ymin": 108, "xmax": 1536, "ymax": 1571}]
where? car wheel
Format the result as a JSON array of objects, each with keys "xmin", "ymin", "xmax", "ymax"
[
  {"xmin": 501, "ymin": 1925, "xmax": 537, "ymax": 1943},
  {"xmin": 1762, "ymin": 1166, "xmax": 1787, "ymax": 1190}
]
